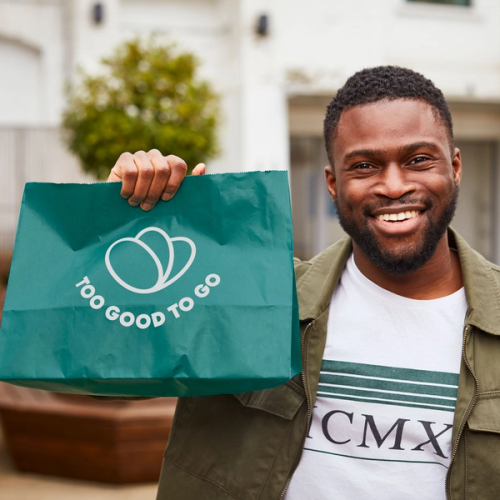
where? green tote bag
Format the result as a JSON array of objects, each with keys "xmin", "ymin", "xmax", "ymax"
[{"xmin": 0, "ymin": 171, "xmax": 300, "ymax": 397}]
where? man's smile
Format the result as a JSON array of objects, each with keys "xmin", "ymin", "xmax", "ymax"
[
  {"xmin": 365, "ymin": 202, "xmax": 429, "ymax": 235},
  {"xmin": 363, "ymin": 209, "xmax": 426, "ymax": 239},
  {"xmin": 367, "ymin": 210, "xmax": 427, "ymax": 237},
  {"xmin": 373, "ymin": 210, "xmax": 421, "ymax": 222}
]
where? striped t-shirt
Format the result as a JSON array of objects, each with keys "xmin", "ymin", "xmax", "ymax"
[{"xmin": 285, "ymin": 253, "xmax": 467, "ymax": 500}]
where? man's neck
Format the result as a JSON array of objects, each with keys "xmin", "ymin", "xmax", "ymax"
[{"xmin": 352, "ymin": 234, "xmax": 464, "ymax": 300}]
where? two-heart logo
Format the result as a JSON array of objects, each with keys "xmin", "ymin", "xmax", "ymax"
[{"xmin": 104, "ymin": 227, "xmax": 196, "ymax": 294}]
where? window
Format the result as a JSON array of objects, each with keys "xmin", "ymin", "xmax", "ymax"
[{"xmin": 407, "ymin": 0, "xmax": 471, "ymax": 5}]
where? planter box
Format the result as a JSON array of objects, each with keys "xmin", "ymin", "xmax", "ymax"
[{"xmin": 0, "ymin": 383, "xmax": 176, "ymax": 483}]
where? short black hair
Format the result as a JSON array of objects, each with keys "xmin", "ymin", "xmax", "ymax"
[{"xmin": 323, "ymin": 65, "xmax": 454, "ymax": 165}]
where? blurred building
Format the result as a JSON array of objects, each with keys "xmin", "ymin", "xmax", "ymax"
[{"xmin": 0, "ymin": 0, "xmax": 499, "ymax": 262}]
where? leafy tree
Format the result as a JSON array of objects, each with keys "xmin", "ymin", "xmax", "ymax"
[{"xmin": 62, "ymin": 38, "xmax": 219, "ymax": 179}]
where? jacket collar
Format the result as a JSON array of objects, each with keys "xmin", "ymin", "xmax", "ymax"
[
  {"xmin": 297, "ymin": 228, "xmax": 500, "ymax": 335},
  {"xmin": 297, "ymin": 237, "xmax": 352, "ymax": 322},
  {"xmin": 452, "ymin": 228, "xmax": 500, "ymax": 335}
]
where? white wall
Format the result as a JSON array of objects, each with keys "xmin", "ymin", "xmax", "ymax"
[
  {"xmin": 0, "ymin": 0, "xmax": 66, "ymax": 125},
  {"xmin": 1, "ymin": 0, "xmax": 500, "ymax": 170},
  {"xmin": 0, "ymin": 38, "xmax": 42, "ymax": 124},
  {"xmin": 269, "ymin": 0, "xmax": 500, "ymax": 100}
]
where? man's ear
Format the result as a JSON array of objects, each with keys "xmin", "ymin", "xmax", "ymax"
[
  {"xmin": 325, "ymin": 165, "xmax": 337, "ymax": 199},
  {"xmin": 452, "ymin": 147, "xmax": 462, "ymax": 187}
]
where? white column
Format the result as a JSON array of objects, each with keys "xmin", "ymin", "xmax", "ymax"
[
  {"xmin": 238, "ymin": 0, "xmax": 290, "ymax": 172},
  {"xmin": 241, "ymin": 85, "xmax": 289, "ymax": 172}
]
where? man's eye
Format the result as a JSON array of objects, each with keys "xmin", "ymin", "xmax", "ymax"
[
  {"xmin": 410, "ymin": 156, "xmax": 429, "ymax": 164},
  {"xmin": 354, "ymin": 163, "xmax": 373, "ymax": 170}
]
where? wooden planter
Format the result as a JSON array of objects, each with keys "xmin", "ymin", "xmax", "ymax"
[{"xmin": 0, "ymin": 383, "xmax": 176, "ymax": 483}]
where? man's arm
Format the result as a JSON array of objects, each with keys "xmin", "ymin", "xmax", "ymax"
[{"xmin": 107, "ymin": 149, "xmax": 205, "ymax": 210}]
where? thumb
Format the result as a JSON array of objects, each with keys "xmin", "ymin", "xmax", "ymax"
[{"xmin": 192, "ymin": 163, "xmax": 206, "ymax": 176}]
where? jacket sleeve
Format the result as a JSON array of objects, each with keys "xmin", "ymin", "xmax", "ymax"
[{"xmin": 294, "ymin": 256, "xmax": 312, "ymax": 284}]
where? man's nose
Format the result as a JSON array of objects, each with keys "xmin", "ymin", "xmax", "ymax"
[{"xmin": 374, "ymin": 163, "xmax": 416, "ymax": 199}]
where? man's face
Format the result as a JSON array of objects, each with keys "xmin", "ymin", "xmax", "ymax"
[{"xmin": 325, "ymin": 99, "xmax": 462, "ymax": 275}]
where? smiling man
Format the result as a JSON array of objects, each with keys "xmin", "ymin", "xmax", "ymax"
[
  {"xmin": 109, "ymin": 66, "xmax": 500, "ymax": 500},
  {"xmin": 323, "ymin": 77, "xmax": 462, "ymax": 297}
]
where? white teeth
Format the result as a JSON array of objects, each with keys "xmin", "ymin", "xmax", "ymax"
[{"xmin": 376, "ymin": 210, "xmax": 421, "ymax": 222}]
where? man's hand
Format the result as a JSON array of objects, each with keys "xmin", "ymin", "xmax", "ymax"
[{"xmin": 107, "ymin": 149, "xmax": 205, "ymax": 211}]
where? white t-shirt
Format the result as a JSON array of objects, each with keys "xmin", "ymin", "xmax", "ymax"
[{"xmin": 285, "ymin": 253, "xmax": 468, "ymax": 500}]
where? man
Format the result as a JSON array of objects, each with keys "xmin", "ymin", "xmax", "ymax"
[{"xmin": 108, "ymin": 66, "xmax": 500, "ymax": 499}]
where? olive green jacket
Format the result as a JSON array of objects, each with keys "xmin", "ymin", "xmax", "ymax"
[{"xmin": 157, "ymin": 229, "xmax": 500, "ymax": 500}]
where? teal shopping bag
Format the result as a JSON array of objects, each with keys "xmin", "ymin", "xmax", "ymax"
[{"xmin": 0, "ymin": 171, "xmax": 300, "ymax": 397}]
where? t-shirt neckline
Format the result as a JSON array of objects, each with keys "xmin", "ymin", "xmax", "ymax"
[{"xmin": 348, "ymin": 253, "xmax": 466, "ymax": 309}]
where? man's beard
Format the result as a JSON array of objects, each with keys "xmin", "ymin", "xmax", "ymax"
[{"xmin": 334, "ymin": 187, "xmax": 459, "ymax": 275}]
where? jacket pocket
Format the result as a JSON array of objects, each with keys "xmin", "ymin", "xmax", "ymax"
[
  {"xmin": 163, "ymin": 379, "xmax": 306, "ymax": 500},
  {"xmin": 234, "ymin": 375, "xmax": 305, "ymax": 420},
  {"xmin": 465, "ymin": 394, "xmax": 500, "ymax": 499}
]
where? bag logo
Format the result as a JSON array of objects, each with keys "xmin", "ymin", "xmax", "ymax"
[
  {"xmin": 104, "ymin": 227, "xmax": 196, "ymax": 294},
  {"xmin": 76, "ymin": 226, "xmax": 220, "ymax": 329}
]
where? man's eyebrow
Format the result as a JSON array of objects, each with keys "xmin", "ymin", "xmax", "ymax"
[
  {"xmin": 343, "ymin": 149, "xmax": 381, "ymax": 162},
  {"xmin": 398, "ymin": 141, "xmax": 440, "ymax": 155},
  {"xmin": 343, "ymin": 142, "xmax": 440, "ymax": 162}
]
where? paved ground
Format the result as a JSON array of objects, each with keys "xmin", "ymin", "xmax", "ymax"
[{"xmin": 0, "ymin": 424, "xmax": 158, "ymax": 500}]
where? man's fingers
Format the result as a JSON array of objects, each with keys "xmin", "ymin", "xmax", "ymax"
[
  {"xmin": 192, "ymin": 163, "xmax": 206, "ymax": 176},
  {"xmin": 140, "ymin": 151, "xmax": 171, "ymax": 211},
  {"xmin": 109, "ymin": 150, "xmax": 194, "ymax": 209},
  {"xmin": 107, "ymin": 169, "xmax": 122, "ymax": 183},
  {"xmin": 108, "ymin": 152, "xmax": 138, "ymax": 199},
  {"xmin": 161, "ymin": 155, "xmax": 188, "ymax": 201},
  {"xmin": 127, "ymin": 151, "xmax": 155, "ymax": 207}
]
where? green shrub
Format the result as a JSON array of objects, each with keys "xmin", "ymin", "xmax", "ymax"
[{"xmin": 62, "ymin": 38, "xmax": 219, "ymax": 179}]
